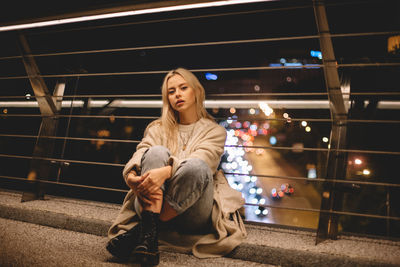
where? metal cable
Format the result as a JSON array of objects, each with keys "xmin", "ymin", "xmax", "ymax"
[
  {"xmin": 224, "ymin": 144, "xmax": 400, "ymax": 156},
  {"xmin": 244, "ymin": 203, "xmax": 400, "ymax": 221},
  {"xmin": 0, "ymin": 65, "xmax": 325, "ymax": 80},
  {"xmin": 0, "ymin": 153, "xmax": 124, "ymax": 167},
  {"xmin": 0, "ymin": 114, "xmax": 159, "ymax": 120},
  {"xmin": 225, "ymin": 172, "xmax": 400, "ymax": 188},
  {"xmin": 0, "ymin": 133, "xmax": 399, "ymax": 155},
  {"xmin": 1, "ymin": 113, "xmax": 400, "ymax": 124},
  {"xmin": 0, "ymin": 35, "xmax": 320, "ymax": 60},
  {"xmin": 0, "ymin": 133, "xmax": 141, "ymax": 144},
  {"xmin": 2, "ymin": 62, "xmax": 400, "ymax": 80},
  {"xmin": 3, "ymin": 91, "xmax": 400, "ymax": 99},
  {"xmin": 0, "ymin": 175, "xmax": 128, "ymax": 193}
]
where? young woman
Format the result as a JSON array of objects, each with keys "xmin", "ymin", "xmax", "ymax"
[{"xmin": 107, "ymin": 68, "xmax": 246, "ymax": 265}]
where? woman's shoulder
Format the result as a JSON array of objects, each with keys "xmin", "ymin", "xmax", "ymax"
[{"xmin": 144, "ymin": 119, "xmax": 162, "ymax": 134}]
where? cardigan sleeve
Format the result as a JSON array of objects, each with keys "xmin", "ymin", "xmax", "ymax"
[
  {"xmin": 122, "ymin": 122, "xmax": 161, "ymax": 183},
  {"xmin": 168, "ymin": 123, "xmax": 227, "ymax": 176}
]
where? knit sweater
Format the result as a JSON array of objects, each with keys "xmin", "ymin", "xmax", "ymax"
[
  {"xmin": 122, "ymin": 117, "xmax": 226, "ymax": 181},
  {"xmin": 109, "ymin": 117, "xmax": 247, "ymax": 258}
]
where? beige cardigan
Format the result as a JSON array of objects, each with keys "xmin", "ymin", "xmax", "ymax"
[{"xmin": 108, "ymin": 118, "xmax": 247, "ymax": 258}]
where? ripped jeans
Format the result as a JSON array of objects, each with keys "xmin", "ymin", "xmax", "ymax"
[{"xmin": 136, "ymin": 145, "xmax": 214, "ymax": 233}]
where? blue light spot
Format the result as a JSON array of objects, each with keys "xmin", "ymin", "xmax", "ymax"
[
  {"xmin": 205, "ymin": 72, "xmax": 218, "ymax": 80},
  {"xmin": 284, "ymin": 62, "xmax": 303, "ymax": 69},
  {"xmin": 269, "ymin": 136, "xmax": 277, "ymax": 145},
  {"xmin": 269, "ymin": 63, "xmax": 283, "ymax": 67},
  {"xmin": 310, "ymin": 50, "xmax": 322, "ymax": 59}
]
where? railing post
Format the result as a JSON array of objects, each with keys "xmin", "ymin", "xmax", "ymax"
[
  {"xmin": 313, "ymin": 0, "xmax": 349, "ymax": 244},
  {"xmin": 17, "ymin": 33, "xmax": 63, "ymax": 202}
]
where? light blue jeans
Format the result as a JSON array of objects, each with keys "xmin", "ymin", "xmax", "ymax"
[{"xmin": 137, "ymin": 145, "xmax": 214, "ymax": 234}]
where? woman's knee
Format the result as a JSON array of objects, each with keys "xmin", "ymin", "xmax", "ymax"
[
  {"xmin": 171, "ymin": 158, "xmax": 212, "ymax": 190},
  {"xmin": 144, "ymin": 145, "xmax": 169, "ymax": 158},
  {"xmin": 141, "ymin": 145, "xmax": 170, "ymax": 166},
  {"xmin": 180, "ymin": 158, "xmax": 211, "ymax": 178}
]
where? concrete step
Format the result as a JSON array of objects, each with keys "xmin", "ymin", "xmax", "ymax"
[
  {"xmin": 1, "ymin": 189, "xmax": 399, "ymax": 267},
  {"xmin": 0, "ymin": 217, "xmax": 273, "ymax": 267}
]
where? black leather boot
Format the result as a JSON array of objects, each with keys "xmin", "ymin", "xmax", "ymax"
[
  {"xmin": 133, "ymin": 210, "xmax": 160, "ymax": 266},
  {"xmin": 106, "ymin": 223, "xmax": 141, "ymax": 261}
]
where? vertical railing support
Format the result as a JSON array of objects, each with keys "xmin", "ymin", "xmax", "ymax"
[
  {"xmin": 17, "ymin": 33, "xmax": 64, "ymax": 202},
  {"xmin": 313, "ymin": 0, "xmax": 349, "ymax": 244}
]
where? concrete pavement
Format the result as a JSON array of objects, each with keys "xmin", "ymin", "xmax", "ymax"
[
  {"xmin": 1, "ymin": 189, "xmax": 400, "ymax": 266},
  {"xmin": 0, "ymin": 217, "xmax": 272, "ymax": 267}
]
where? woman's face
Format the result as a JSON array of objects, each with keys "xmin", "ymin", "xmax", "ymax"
[{"xmin": 167, "ymin": 74, "xmax": 196, "ymax": 114}]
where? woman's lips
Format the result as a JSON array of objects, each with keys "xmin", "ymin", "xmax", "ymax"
[{"xmin": 176, "ymin": 100, "xmax": 184, "ymax": 106}]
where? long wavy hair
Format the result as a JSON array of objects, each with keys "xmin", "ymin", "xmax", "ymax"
[{"xmin": 149, "ymin": 68, "xmax": 214, "ymax": 154}]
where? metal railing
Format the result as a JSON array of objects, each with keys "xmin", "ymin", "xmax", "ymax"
[{"xmin": 0, "ymin": 0, "xmax": 399, "ymax": 242}]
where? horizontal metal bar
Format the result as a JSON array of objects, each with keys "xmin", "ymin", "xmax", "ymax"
[
  {"xmin": 226, "ymin": 172, "xmax": 400, "ymax": 188},
  {"xmin": 0, "ymin": 153, "xmax": 124, "ymax": 167},
  {"xmin": 1, "ymin": 92, "xmax": 329, "ymax": 99},
  {"xmin": 3, "ymin": 91, "xmax": 400, "ymax": 100},
  {"xmin": 0, "ymin": 175, "xmax": 128, "ymax": 193},
  {"xmin": 2, "ymin": 61, "xmax": 400, "ymax": 80},
  {"xmin": 2, "ymin": 99, "xmax": 400, "ymax": 110},
  {"xmin": 245, "ymin": 203, "xmax": 400, "ymax": 221},
  {"xmin": 2, "ymin": 113, "xmax": 400, "ymax": 124},
  {"xmin": 0, "ymin": 115, "xmax": 332, "ymax": 122},
  {"xmin": 0, "ymin": 134, "xmax": 141, "ymax": 144},
  {"xmin": 225, "ymin": 144, "xmax": 400, "ymax": 156},
  {"xmin": 0, "ymin": 134, "xmax": 399, "ymax": 156},
  {"xmin": 0, "ymin": 65, "xmax": 325, "ymax": 80},
  {"xmin": 0, "ymin": 94, "xmax": 161, "ymax": 100},
  {"xmin": 338, "ymin": 62, "xmax": 400, "ymax": 68},
  {"xmin": 0, "ymin": 114, "xmax": 159, "ymax": 120},
  {"xmin": 0, "ymin": 35, "xmax": 321, "ymax": 60}
]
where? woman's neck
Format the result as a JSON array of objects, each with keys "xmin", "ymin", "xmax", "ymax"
[{"xmin": 179, "ymin": 110, "xmax": 199, "ymax": 125}]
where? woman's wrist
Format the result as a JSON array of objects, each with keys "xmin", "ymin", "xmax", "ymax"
[{"xmin": 163, "ymin": 165, "xmax": 172, "ymax": 180}]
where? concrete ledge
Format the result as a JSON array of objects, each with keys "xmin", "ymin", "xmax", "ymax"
[
  {"xmin": 1, "ymin": 189, "xmax": 399, "ymax": 267},
  {"xmin": 0, "ymin": 204, "xmax": 110, "ymax": 237}
]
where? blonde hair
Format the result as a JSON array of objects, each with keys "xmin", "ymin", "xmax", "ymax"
[{"xmin": 149, "ymin": 68, "xmax": 214, "ymax": 154}]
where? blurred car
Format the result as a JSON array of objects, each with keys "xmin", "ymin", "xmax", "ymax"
[
  {"xmin": 254, "ymin": 206, "xmax": 269, "ymax": 217},
  {"xmin": 271, "ymin": 188, "xmax": 284, "ymax": 200},
  {"xmin": 281, "ymin": 183, "xmax": 294, "ymax": 195}
]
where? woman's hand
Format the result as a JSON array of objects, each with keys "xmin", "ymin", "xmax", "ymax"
[
  {"xmin": 126, "ymin": 171, "xmax": 154, "ymax": 205},
  {"xmin": 126, "ymin": 171, "xmax": 144, "ymax": 193},
  {"xmin": 137, "ymin": 166, "xmax": 172, "ymax": 195}
]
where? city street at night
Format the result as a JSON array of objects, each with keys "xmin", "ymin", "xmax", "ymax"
[{"xmin": 245, "ymin": 136, "xmax": 321, "ymax": 229}]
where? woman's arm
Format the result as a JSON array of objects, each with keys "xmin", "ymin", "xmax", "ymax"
[
  {"xmin": 136, "ymin": 165, "xmax": 172, "ymax": 195},
  {"xmin": 188, "ymin": 125, "xmax": 227, "ymax": 174},
  {"xmin": 122, "ymin": 121, "xmax": 162, "ymax": 185}
]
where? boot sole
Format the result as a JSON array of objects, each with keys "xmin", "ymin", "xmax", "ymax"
[
  {"xmin": 133, "ymin": 251, "xmax": 160, "ymax": 266},
  {"xmin": 106, "ymin": 241, "xmax": 141, "ymax": 263}
]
